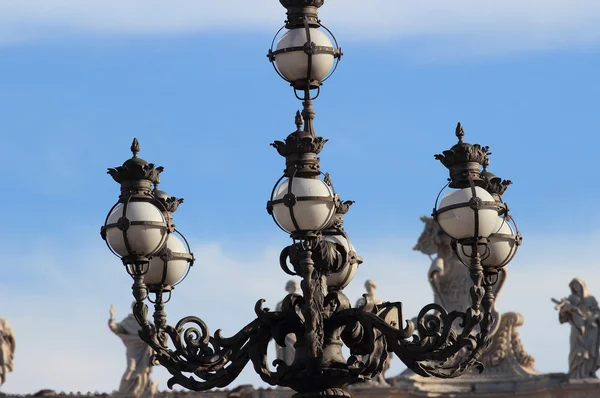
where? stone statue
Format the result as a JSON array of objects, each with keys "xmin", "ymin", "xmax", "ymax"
[
  {"xmin": 109, "ymin": 304, "xmax": 158, "ymax": 398},
  {"xmin": 0, "ymin": 318, "xmax": 15, "ymax": 387},
  {"xmin": 553, "ymin": 278, "xmax": 600, "ymax": 379},
  {"xmin": 355, "ymin": 280, "xmax": 393, "ymax": 386},
  {"xmin": 275, "ymin": 280, "xmax": 300, "ymax": 366}
]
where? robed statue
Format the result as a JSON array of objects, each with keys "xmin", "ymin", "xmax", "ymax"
[
  {"xmin": 109, "ymin": 304, "xmax": 158, "ymax": 398},
  {"xmin": 0, "ymin": 318, "xmax": 15, "ymax": 388},
  {"xmin": 553, "ymin": 278, "xmax": 600, "ymax": 379},
  {"xmin": 275, "ymin": 280, "xmax": 300, "ymax": 366}
]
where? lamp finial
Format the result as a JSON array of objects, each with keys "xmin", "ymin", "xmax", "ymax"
[
  {"xmin": 131, "ymin": 138, "xmax": 140, "ymax": 158},
  {"xmin": 456, "ymin": 122, "xmax": 465, "ymax": 143}
]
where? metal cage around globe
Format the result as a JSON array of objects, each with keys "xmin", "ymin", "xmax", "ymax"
[
  {"xmin": 456, "ymin": 213, "xmax": 521, "ymax": 269},
  {"xmin": 140, "ymin": 229, "xmax": 195, "ymax": 293},
  {"xmin": 434, "ymin": 185, "xmax": 500, "ymax": 242},
  {"xmin": 268, "ymin": 173, "xmax": 337, "ymax": 235},
  {"xmin": 269, "ymin": 22, "xmax": 342, "ymax": 93},
  {"xmin": 102, "ymin": 198, "xmax": 169, "ymax": 265},
  {"xmin": 323, "ymin": 232, "xmax": 362, "ymax": 290}
]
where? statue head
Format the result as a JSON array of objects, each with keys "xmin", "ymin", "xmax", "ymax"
[
  {"xmin": 569, "ymin": 278, "xmax": 589, "ymax": 298},
  {"xmin": 285, "ymin": 280, "xmax": 300, "ymax": 294},
  {"xmin": 414, "ymin": 216, "xmax": 453, "ymax": 260},
  {"xmin": 365, "ymin": 279, "xmax": 377, "ymax": 295}
]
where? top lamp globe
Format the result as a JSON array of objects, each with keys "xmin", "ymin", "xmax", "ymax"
[{"xmin": 275, "ymin": 28, "xmax": 335, "ymax": 83}]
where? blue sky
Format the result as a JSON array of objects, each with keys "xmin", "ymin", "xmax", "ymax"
[{"xmin": 1, "ymin": 0, "xmax": 600, "ymax": 394}]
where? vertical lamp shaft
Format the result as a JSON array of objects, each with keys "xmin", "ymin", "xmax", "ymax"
[
  {"xmin": 154, "ymin": 292, "xmax": 168, "ymax": 347},
  {"xmin": 131, "ymin": 263, "xmax": 153, "ymax": 337}
]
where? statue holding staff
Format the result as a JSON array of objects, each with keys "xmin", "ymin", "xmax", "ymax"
[{"xmin": 553, "ymin": 278, "xmax": 600, "ymax": 379}]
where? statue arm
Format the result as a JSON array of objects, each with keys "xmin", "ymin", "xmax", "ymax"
[
  {"xmin": 108, "ymin": 305, "xmax": 126, "ymax": 335},
  {"xmin": 553, "ymin": 298, "xmax": 573, "ymax": 324}
]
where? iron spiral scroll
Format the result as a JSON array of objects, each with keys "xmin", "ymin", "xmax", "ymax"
[{"xmin": 130, "ymin": 245, "xmax": 495, "ymax": 395}]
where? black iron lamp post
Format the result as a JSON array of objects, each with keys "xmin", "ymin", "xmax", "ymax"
[
  {"xmin": 432, "ymin": 123, "xmax": 522, "ymax": 356},
  {"xmin": 100, "ymin": 1, "xmax": 521, "ymax": 397}
]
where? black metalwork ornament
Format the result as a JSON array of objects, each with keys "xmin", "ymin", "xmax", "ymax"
[
  {"xmin": 434, "ymin": 123, "xmax": 490, "ymax": 189},
  {"xmin": 101, "ymin": 2, "xmax": 521, "ymax": 397}
]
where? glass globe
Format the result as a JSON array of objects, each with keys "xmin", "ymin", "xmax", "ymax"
[
  {"xmin": 105, "ymin": 201, "xmax": 167, "ymax": 258},
  {"xmin": 275, "ymin": 27, "xmax": 335, "ymax": 83},
  {"xmin": 325, "ymin": 234, "xmax": 361, "ymax": 290},
  {"xmin": 145, "ymin": 233, "xmax": 190, "ymax": 288},
  {"xmin": 272, "ymin": 177, "xmax": 335, "ymax": 233},
  {"xmin": 437, "ymin": 186, "xmax": 499, "ymax": 240},
  {"xmin": 457, "ymin": 217, "xmax": 517, "ymax": 268}
]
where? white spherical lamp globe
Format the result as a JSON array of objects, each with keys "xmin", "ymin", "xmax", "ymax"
[
  {"xmin": 105, "ymin": 201, "xmax": 167, "ymax": 258},
  {"xmin": 145, "ymin": 233, "xmax": 190, "ymax": 288},
  {"xmin": 437, "ymin": 186, "xmax": 499, "ymax": 240},
  {"xmin": 272, "ymin": 177, "xmax": 335, "ymax": 233},
  {"xmin": 275, "ymin": 28, "xmax": 335, "ymax": 83},
  {"xmin": 458, "ymin": 218, "xmax": 517, "ymax": 268},
  {"xmin": 325, "ymin": 235, "xmax": 361, "ymax": 290}
]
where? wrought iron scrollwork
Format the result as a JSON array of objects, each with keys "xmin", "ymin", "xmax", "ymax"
[{"xmin": 129, "ymin": 235, "xmax": 497, "ymax": 395}]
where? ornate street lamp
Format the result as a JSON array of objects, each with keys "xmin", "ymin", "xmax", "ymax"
[
  {"xmin": 433, "ymin": 122, "xmax": 521, "ymax": 345},
  {"xmin": 100, "ymin": 1, "xmax": 521, "ymax": 397},
  {"xmin": 101, "ymin": 139, "xmax": 194, "ymax": 342}
]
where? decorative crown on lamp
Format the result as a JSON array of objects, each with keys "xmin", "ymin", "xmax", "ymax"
[
  {"xmin": 434, "ymin": 123, "xmax": 490, "ymax": 189},
  {"xmin": 107, "ymin": 138, "xmax": 164, "ymax": 190},
  {"xmin": 481, "ymin": 156, "xmax": 512, "ymax": 209}
]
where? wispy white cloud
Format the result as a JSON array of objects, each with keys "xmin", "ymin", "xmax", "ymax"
[
  {"xmin": 0, "ymin": 1, "xmax": 600, "ymax": 55},
  {"xmin": 0, "ymin": 230, "xmax": 598, "ymax": 394}
]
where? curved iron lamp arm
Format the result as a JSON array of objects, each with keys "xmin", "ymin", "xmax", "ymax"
[{"xmin": 129, "ymin": 240, "xmax": 496, "ymax": 396}]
